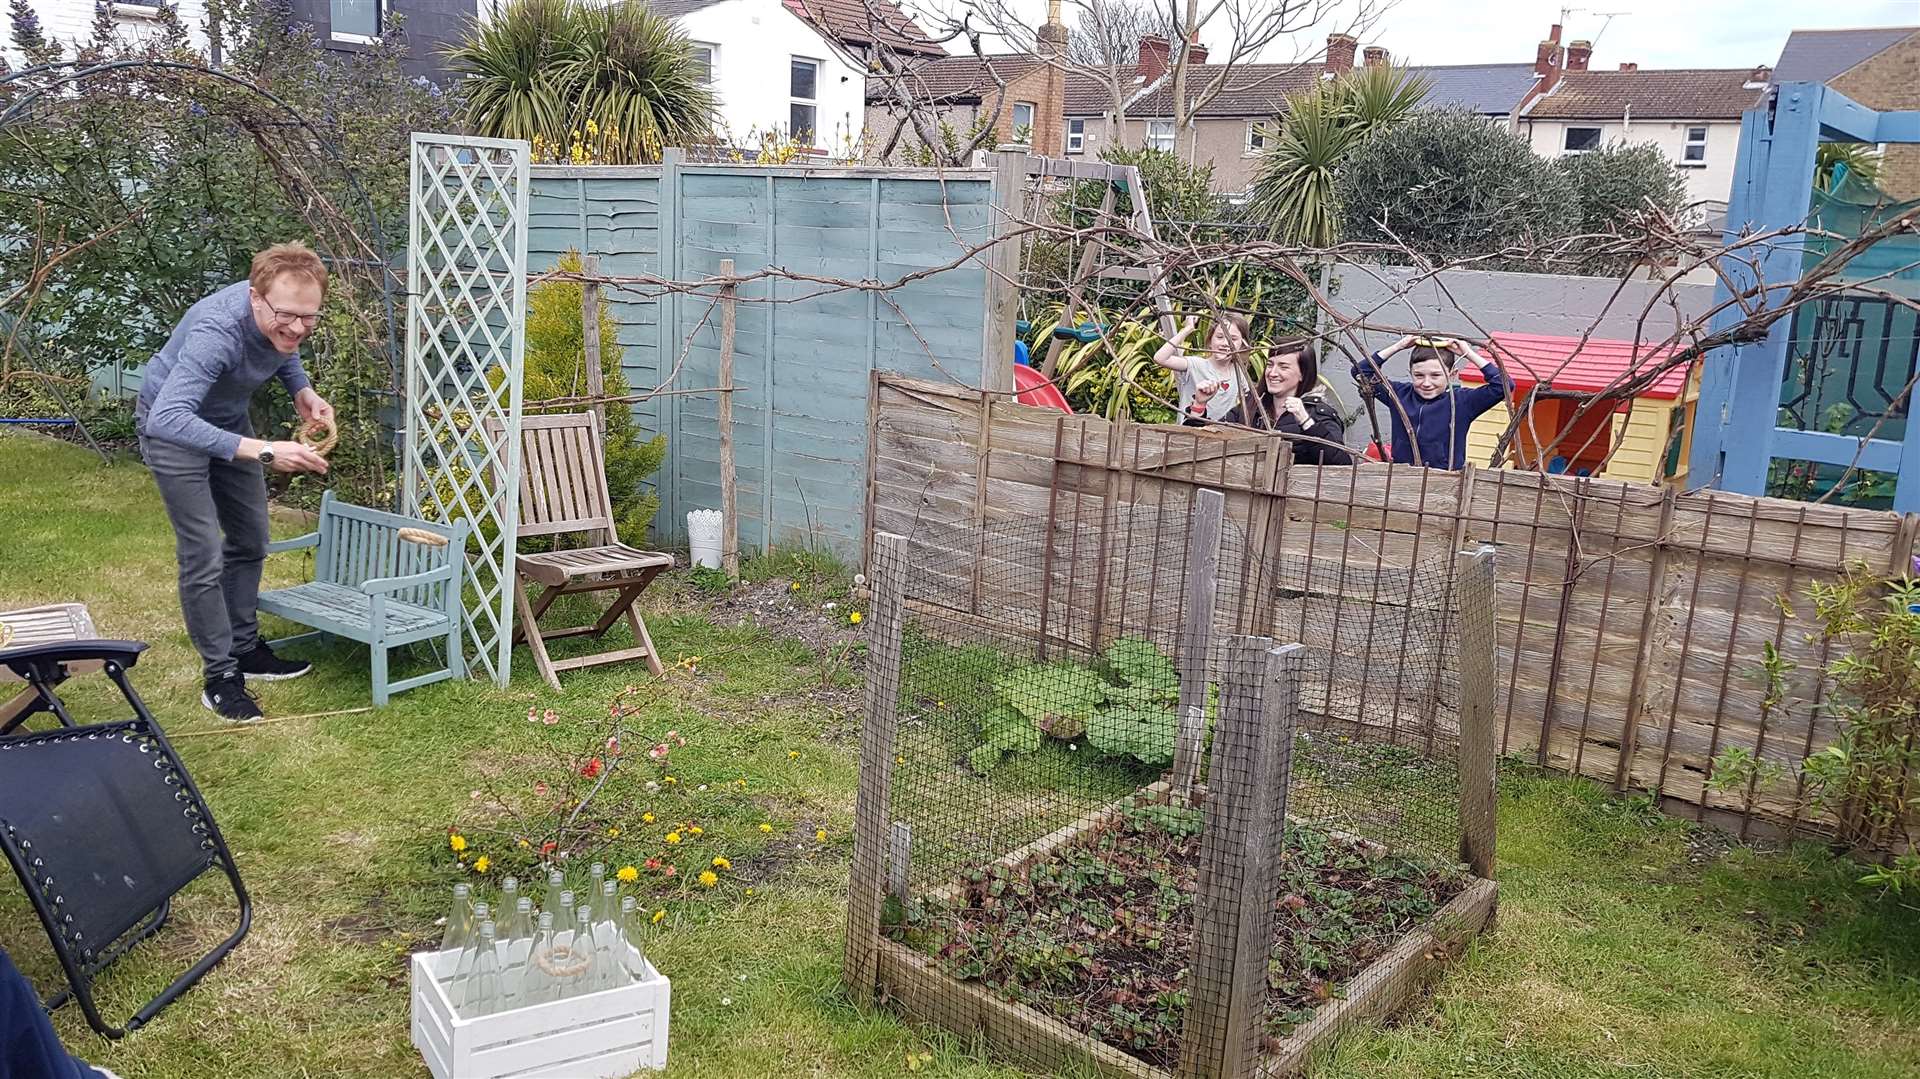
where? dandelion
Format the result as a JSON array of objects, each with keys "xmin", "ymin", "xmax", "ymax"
[
  {"xmin": 689, "ymin": 825, "xmax": 704, "ymax": 836},
  {"xmin": 788, "ymin": 750, "xmax": 800, "ymax": 760},
  {"xmin": 712, "ymin": 856, "xmax": 731, "ymax": 870},
  {"xmin": 759, "ymin": 823, "xmax": 774, "ymax": 834},
  {"xmin": 449, "ymin": 834, "xmax": 468, "ymax": 853},
  {"xmin": 849, "ymin": 611, "xmax": 862, "ymax": 624},
  {"xmin": 607, "ymin": 827, "xmax": 621, "ymax": 838},
  {"xmin": 698, "ymin": 870, "xmax": 719, "ymax": 887},
  {"xmin": 815, "ymin": 829, "xmax": 828, "ymax": 842},
  {"xmin": 664, "ymin": 775, "xmax": 678, "ymax": 785},
  {"xmin": 518, "ymin": 838, "xmax": 531, "ymax": 849},
  {"xmin": 618, "ymin": 866, "xmax": 639, "ymax": 883},
  {"xmin": 789, "ymin": 581, "xmax": 800, "ymax": 592},
  {"xmin": 896, "ymin": 755, "xmax": 905, "ymax": 764},
  {"xmin": 642, "ymin": 812, "xmax": 656, "ymax": 824},
  {"xmin": 665, "ymin": 831, "xmax": 682, "ymax": 845},
  {"xmin": 745, "ymin": 887, "xmax": 756, "ymax": 896},
  {"xmin": 735, "ymin": 778, "xmax": 747, "ymax": 788},
  {"xmin": 652, "ymin": 909, "xmax": 667, "ymax": 924},
  {"xmin": 474, "ymin": 855, "xmax": 491, "ymax": 874},
  {"xmin": 936, "ymin": 700, "xmax": 946, "ymax": 708}
]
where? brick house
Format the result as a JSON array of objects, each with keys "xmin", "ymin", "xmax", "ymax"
[{"xmin": 1771, "ymin": 25, "xmax": 1920, "ymax": 200}]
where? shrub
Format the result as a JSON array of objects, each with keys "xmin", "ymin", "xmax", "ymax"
[
  {"xmin": 1335, "ymin": 107, "xmax": 1578, "ymax": 261},
  {"xmin": 1554, "ymin": 140, "xmax": 1689, "ymax": 271},
  {"xmin": 1247, "ymin": 64, "xmax": 1431, "ymax": 246}
]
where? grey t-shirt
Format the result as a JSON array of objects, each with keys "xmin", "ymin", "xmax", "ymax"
[{"xmin": 135, "ymin": 280, "xmax": 311, "ymax": 460}]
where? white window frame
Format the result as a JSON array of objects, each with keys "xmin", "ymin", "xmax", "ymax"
[
  {"xmin": 689, "ymin": 42, "xmax": 717, "ymax": 87},
  {"xmin": 1010, "ymin": 101, "xmax": 1036, "ymax": 144},
  {"xmin": 1066, "ymin": 118, "xmax": 1085, "ymax": 154},
  {"xmin": 1681, "ymin": 125, "xmax": 1708, "ymax": 167},
  {"xmin": 1245, "ymin": 121, "xmax": 1270, "ymax": 156},
  {"xmin": 329, "ymin": 0, "xmax": 380, "ymax": 44},
  {"xmin": 1146, "ymin": 120, "xmax": 1175, "ymax": 153},
  {"xmin": 789, "ymin": 56, "xmax": 820, "ymax": 145},
  {"xmin": 1562, "ymin": 126, "xmax": 1602, "ymax": 155}
]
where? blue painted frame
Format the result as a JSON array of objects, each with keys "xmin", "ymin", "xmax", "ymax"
[{"xmin": 1690, "ymin": 81, "xmax": 1920, "ymax": 511}]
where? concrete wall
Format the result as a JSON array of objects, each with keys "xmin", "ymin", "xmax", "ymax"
[
  {"xmin": 675, "ymin": 0, "xmax": 868, "ymax": 153},
  {"xmin": 1321, "ymin": 263, "xmax": 1717, "ymax": 449},
  {"xmin": 1519, "ymin": 117, "xmax": 1739, "ymax": 207}
]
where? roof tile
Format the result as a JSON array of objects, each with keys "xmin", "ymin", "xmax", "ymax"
[{"xmin": 1523, "ymin": 69, "xmax": 1762, "ymax": 120}]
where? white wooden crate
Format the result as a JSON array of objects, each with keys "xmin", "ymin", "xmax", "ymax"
[{"xmin": 410, "ymin": 945, "xmax": 670, "ymax": 1079}]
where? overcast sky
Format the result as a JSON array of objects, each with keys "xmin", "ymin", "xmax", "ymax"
[{"xmin": 918, "ymin": 0, "xmax": 1918, "ymax": 69}]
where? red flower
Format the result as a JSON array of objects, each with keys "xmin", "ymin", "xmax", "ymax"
[
  {"xmin": 533, "ymin": 781, "xmax": 549, "ymax": 796},
  {"xmin": 662, "ymin": 865, "xmax": 677, "ymax": 877},
  {"xmin": 539, "ymin": 840, "xmax": 557, "ymax": 856},
  {"xmin": 606, "ymin": 736, "xmax": 621, "ymax": 755},
  {"xmin": 580, "ymin": 757, "xmax": 604, "ymax": 779},
  {"xmin": 645, "ymin": 857, "xmax": 662, "ymax": 870}
]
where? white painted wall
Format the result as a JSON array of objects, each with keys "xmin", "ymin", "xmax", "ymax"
[
  {"xmin": 672, "ymin": 0, "xmax": 867, "ymax": 151},
  {"xmin": 1, "ymin": 1, "xmax": 211, "ymax": 62},
  {"xmin": 1520, "ymin": 117, "xmax": 1740, "ymax": 208}
]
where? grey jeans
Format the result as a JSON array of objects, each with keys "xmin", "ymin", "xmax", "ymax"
[{"xmin": 138, "ymin": 432, "xmax": 269, "ymax": 681}]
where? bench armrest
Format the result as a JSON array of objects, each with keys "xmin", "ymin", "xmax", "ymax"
[
  {"xmin": 267, "ymin": 531, "xmax": 320, "ymax": 555},
  {"xmin": 360, "ymin": 564, "xmax": 458, "ymax": 596}
]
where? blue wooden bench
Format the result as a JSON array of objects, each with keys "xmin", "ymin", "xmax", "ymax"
[{"xmin": 259, "ymin": 492, "xmax": 469, "ymax": 706}]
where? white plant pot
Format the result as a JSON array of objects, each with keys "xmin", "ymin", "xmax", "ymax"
[
  {"xmin": 410, "ymin": 945, "xmax": 670, "ymax": 1079},
  {"xmin": 686, "ymin": 509, "xmax": 724, "ymax": 570}
]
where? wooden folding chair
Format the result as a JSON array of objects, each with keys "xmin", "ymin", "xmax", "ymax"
[{"xmin": 498, "ymin": 412, "xmax": 674, "ymax": 691}]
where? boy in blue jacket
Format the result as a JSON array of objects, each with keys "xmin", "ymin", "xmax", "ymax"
[{"xmin": 1352, "ymin": 334, "xmax": 1509, "ymax": 469}]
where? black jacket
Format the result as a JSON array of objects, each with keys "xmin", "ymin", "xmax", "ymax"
[{"xmin": 1219, "ymin": 393, "xmax": 1353, "ymax": 465}]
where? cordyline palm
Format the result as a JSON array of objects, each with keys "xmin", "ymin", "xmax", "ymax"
[
  {"xmin": 1247, "ymin": 64, "xmax": 1430, "ymax": 247},
  {"xmin": 446, "ymin": 0, "xmax": 717, "ymax": 164},
  {"xmin": 1815, "ymin": 142, "xmax": 1882, "ymax": 193}
]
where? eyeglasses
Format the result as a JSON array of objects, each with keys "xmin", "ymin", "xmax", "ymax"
[{"xmin": 255, "ymin": 293, "xmax": 321, "ymax": 329}]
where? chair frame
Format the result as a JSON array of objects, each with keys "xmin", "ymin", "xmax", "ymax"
[
  {"xmin": 0, "ymin": 640, "xmax": 252, "ymax": 1038},
  {"xmin": 499, "ymin": 411, "xmax": 673, "ymax": 691}
]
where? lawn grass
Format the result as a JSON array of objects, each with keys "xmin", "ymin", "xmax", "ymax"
[{"xmin": 1, "ymin": 428, "xmax": 1916, "ymax": 1079}]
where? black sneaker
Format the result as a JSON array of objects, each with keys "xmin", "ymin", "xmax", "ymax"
[
  {"xmin": 236, "ymin": 642, "xmax": 312, "ymax": 682},
  {"xmin": 202, "ymin": 674, "xmax": 263, "ymax": 723}
]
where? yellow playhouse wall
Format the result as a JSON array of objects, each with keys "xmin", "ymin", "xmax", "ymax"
[{"xmin": 1462, "ymin": 399, "xmax": 1679, "ymax": 485}]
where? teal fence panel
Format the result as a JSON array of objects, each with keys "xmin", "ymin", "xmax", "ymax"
[{"xmin": 528, "ymin": 161, "xmax": 994, "ymax": 558}]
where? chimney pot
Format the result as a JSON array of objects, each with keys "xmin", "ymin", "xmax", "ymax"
[
  {"xmin": 1566, "ymin": 40, "xmax": 1591, "ymax": 71},
  {"xmin": 1325, "ymin": 32, "xmax": 1357, "ymax": 75},
  {"xmin": 1618, "ymin": 62, "xmax": 1638, "ymax": 72},
  {"xmin": 1750, "ymin": 64, "xmax": 1772, "ymax": 83},
  {"xmin": 1549, "ymin": 22, "xmax": 1562, "ymax": 43},
  {"xmin": 1137, "ymin": 34, "xmax": 1171, "ymax": 83},
  {"xmin": 1363, "ymin": 45, "xmax": 1389, "ymax": 68}
]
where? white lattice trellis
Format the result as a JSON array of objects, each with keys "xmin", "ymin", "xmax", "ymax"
[{"xmin": 402, "ymin": 133, "xmax": 530, "ymax": 687}]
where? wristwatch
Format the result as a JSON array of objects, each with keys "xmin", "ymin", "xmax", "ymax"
[{"xmin": 258, "ymin": 445, "xmax": 276, "ymax": 466}]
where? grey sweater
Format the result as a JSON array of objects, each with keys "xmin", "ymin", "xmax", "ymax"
[{"xmin": 135, "ymin": 280, "xmax": 311, "ymax": 460}]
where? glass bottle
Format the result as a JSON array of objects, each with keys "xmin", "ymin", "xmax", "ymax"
[
  {"xmin": 574, "ymin": 903, "xmax": 601, "ymax": 994},
  {"xmin": 466, "ymin": 920, "xmax": 503, "ymax": 1018},
  {"xmin": 522, "ymin": 912, "xmax": 558, "ymax": 1006},
  {"xmin": 594, "ymin": 880, "xmax": 619, "ymax": 937},
  {"xmin": 553, "ymin": 890, "xmax": 577, "ymax": 945},
  {"xmin": 618, "ymin": 895, "xmax": 647, "ymax": 981},
  {"xmin": 589, "ymin": 861, "xmax": 606, "ymax": 889},
  {"xmin": 447, "ymin": 927, "xmax": 482, "ymax": 1012},
  {"xmin": 441, "ymin": 883, "xmax": 475, "ymax": 955},
  {"xmin": 500, "ymin": 875, "xmax": 519, "ymax": 912},
  {"xmin": 470, "ymin": 901, "xmax": 492, "ymax": 939},
  {"xmin": 543, "ymin": 868, "xmax": 566, "ymax": 916},
  {"xmin": 501, "ymin": 897, "xmax": 535, "ymax": 1010}
]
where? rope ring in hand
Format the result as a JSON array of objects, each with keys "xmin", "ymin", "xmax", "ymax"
[{"xmin": 295, "ymin": 417, "xmax": 338, "ymax": 457}]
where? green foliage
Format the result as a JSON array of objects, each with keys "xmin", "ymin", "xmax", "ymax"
[
  {"xmin": 1335, "ymin": 106, "xmax": 1579, "ymax": 261},
  {"xmin": 1247, "ymin": 64, "xmax": 1431, "ymax": 246},
  {"xmin": 1816, "ymin": 142, "xmax": 1883, "ymax": 193},
  {"xmin": 1553, "ymin": 140, "xmax": 1689, "ymax": 271},
  {"xmin": 970, "ymin": 637, "xmax": 1183, "ymax": 772},
  {"xmin": 523, "ymin": 250, "xmax": 666, "ymax": 541},
  {"xmin": 1102, "ymin": 635, "xmax": 1179, "ymax": 691},
  {"xmin": 992, "ymin": 663, "xmax": 1105, "ymax": 740},
  {"xmin": 901, "ymin": 114, "xmax": 994, "ymax": 167},
  {"xmin": 447, "ymin": 0, "xmax": 718, "ymax": 164}
]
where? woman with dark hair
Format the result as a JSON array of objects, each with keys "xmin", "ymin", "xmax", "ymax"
[{"xmin": 1222, "ymin": 339, "xmax": 1353, "ymax": 464}]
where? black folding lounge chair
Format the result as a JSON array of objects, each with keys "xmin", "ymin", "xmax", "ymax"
[{"xmin": 0, "ymin": 639, "xmax": 252, "ymax": 1038}]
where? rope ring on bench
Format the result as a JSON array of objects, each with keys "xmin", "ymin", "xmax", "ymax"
[
  {"xmin": 397, "ymin": 527, "xmax": 451, "ymax": 548},
  {"xmin": 295, "ymin": 416, "xmax": 338, "ymax": 457}
]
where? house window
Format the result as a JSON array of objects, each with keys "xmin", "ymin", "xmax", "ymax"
[
  {"xmin": 1011, "ymin": 101, "xmax": 1035, "ymax": 143},
  {"xmin": 1066, "ymin": 118, "xmax": 1085, "ymax": 154},
  {"xmin": 1246, "ymin": 122, "xmax": 1270, "ymax": 155},
  {"xmin": 1147, "ymin": 120, "xmax": 1174, "ymax": 152},
  {"xmin": 1562, "ymin": 126, "xmax": 1602, "ymax": 154},
  {"xmin": 1682, "ymin": 125, "xmax": 1707, "ymax": 165},
  {"xmin": 690, "ymin": 43, "xmax": 716, "ymax": 86},
  {"xmin": 789, "ymin": 57, "xmax": 819, "ymax": 144},
  {"xmin": 330, "ymin": 0, "xmax": 378, "ymax": 40}
]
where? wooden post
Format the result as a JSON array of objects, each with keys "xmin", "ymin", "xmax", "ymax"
[
  {"xmin": 886, "ymin": 822, "xmax": 912, "ymax": 904},
  {"xmin": 979, "ymin": 152, "xmax": 1023, "ymax": 395},
  {"xmin": 1181, "ymin": 638, "xmax": 1301, "ymax": 1079},
  {"xmin": 1453, "ymin": 544, "xmax": 1498, "ymax": 881},
  {"xmin": 718, "ymin": 257, "xmax": 739, "ymax": 580},
  {"xmin": 581, "ymin": 254, "xmax": 606, "ymax": 438},
  {"xmin": 844, "ymin": 531, "xmax": 909, "ymax": 1002},
  {"xmin": 1171, "ymin": 488, "xmax": 1226, "ymax": 800}
]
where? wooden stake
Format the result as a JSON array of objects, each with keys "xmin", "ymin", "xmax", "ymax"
[
  {"xmin": 718, "ymin": 258, "xmax": 739, "ymax": 580},
  {"xmin": 1172, "ymin": 487, "xmax": 1225, "ymax": 800},
  {"xmin": 1454, "ymin": 544, "xmax": 1498, "ymax": 881},
  {"xmin": 843, "ymin": 531, "xmax": 908, "ymax": 1002},
  {"xmin": 582, "ymin": 254, "xmax": 606, "ymax": 437}
]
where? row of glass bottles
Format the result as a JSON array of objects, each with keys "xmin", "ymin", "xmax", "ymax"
[{"xmin": 439, "ymin": 864, "xmax": 648, "ymax": 1018}]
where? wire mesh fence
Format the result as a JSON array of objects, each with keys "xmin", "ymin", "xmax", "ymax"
[{"xmin": 846, "ymin": 497, "xmax": 1499, "ymax": 1078}]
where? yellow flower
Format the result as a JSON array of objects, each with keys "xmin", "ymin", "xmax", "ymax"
[
  {"xmin": 665, "ymin": 831, "xmax": 682, "ymax": 845},
  {"xmin": 517, "ymin": 838, "xmax": 531, "ymax": 849},
  {"xmin": 815, "ymin": 829, "xmax": 828, "ymax": 842},
  {"xmin": 787, "ymin": 750, "xmax": 800, "ymax": 760},
  {"xmin": 642, "ymin": 812, "xmax": 655, "ymax": 824},
  {"xmin": 652, "ymin": 909, "xmax": 667, "ymax": 924},
  {"xmin": 664, "ymin": 775, "xmax": 678, "ymax": 785},
  {"xmin": 936, "ymin": 700, "xmax": 946, "ymax": 708},
  {"xmin": 759, "ymin": 823, "xmax": 774, "ymax": 834},
  {"xmin": 896, "ymin": 755, "xmax": 905, "ymax": 764},
  {"xmin": 618, "ymin": 865, "xmax": 639, "ymax": 883},
  {"xmin": 449, "ymin": 834, "xmax": 467, "ymax": 853},
  {"xmin": 849, "ymin": 611, "xmax": 862, "ymax": 624},
  {"xmin": 735, "ymin": 778, "xmax": 748, "ymax": 788},
  {"xmin": 698, "ymin": 870, "xmax": 719, "ymax": 887},
  {"xmin": 712, "ymin": 856, "xmax": 731, "ymax": 870},
  {"xmin": 789, "ymin": 581, "xmax": 800, "ymax": 592},
  {"xmin": 474, "ymin": 855, "xmax": 491, "ymax": 874},
  {"xmin": 745, "ymin": 887, "xmax": 756, "ymax": 896},
  {"xmin": 689, "ymin": 825, "xmax": 704, "ymax": 836},
  {"xmin": 607, "ymin": 827, "xmax": 621, "ymax": 838}
]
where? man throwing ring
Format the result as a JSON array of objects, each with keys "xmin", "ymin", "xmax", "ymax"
[{"xmin": 136, "ymin": 242, "xmax": 334, "ymax": 722}]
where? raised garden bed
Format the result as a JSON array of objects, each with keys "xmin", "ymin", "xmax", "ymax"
[{"xmin": 876, "ymin": 789, "xmax": 1496, "ymax": 1078}]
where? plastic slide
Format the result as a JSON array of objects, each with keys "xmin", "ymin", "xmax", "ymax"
[{"xmin": 1012, "ymin": 362, "xmax": 1072, "ymax": 413}]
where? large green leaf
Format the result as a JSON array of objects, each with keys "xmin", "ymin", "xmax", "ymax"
[
  {"xmin": 1085, "ymin": 704, "xmax": 1180, "ymax": 766},
  {"xmin": 993, "ymin": 664, "xmax": 1106, "ymax": 739},
  {"xmin": 1104, "ymin": 636, "xmax": 1179, "ymax": 692},
  {"xmin": 968, "ymin": 705, "xmax": 1043, "ymax": 774}
]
